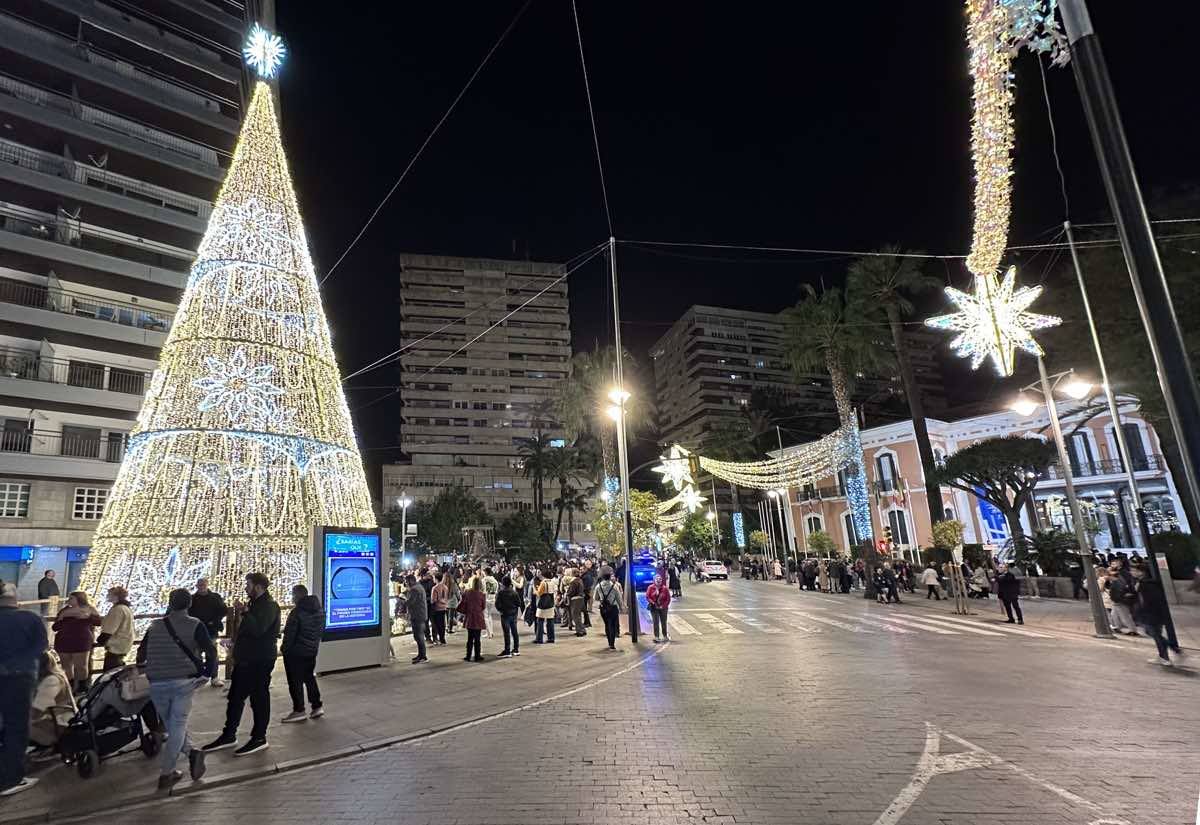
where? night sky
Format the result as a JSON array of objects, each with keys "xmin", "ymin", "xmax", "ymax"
[{"xmin": 270, "ymin": 2, "xmax": 1195, "ymax": 492}]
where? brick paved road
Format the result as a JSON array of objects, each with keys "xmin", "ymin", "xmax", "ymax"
[{"xmin": 29, "ymin": 579, "xmax": 1200, "ymax": 825}]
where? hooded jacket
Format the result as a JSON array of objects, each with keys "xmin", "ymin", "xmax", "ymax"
[
  {"xmin": 281, "ymin": 595, "xmax": 325, "ymax": 658},
  {"xmin": 233, "ymin": 591, "xmax": 281, "ymax": 665}
]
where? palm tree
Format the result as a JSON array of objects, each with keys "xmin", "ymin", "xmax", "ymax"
[
  {"xmin": 847, "ymin": 246, "xmax": 945, "ymax": 528},
  {"xmin": 783, "ymin": 284, "xmax": 890, "ymax": 557},
  {"xmin": 557, "ymin": 345, "xmax": 654, "ymax": 485},
  {"xmin": 546, "ymin": 443, "xmax": 595, "ymax": 543},
  {"xmin": 517, "ymin": 432, "xmax": 554, "ymax": 523}
]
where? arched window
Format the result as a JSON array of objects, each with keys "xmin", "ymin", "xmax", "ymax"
[{"xmin": 806, "ymin": 515, "xmax": 823, "ymax": 535}]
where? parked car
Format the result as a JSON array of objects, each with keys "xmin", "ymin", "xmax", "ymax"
[{"xmin": 698, "ymin": 559, "xmax": 728, "ymax": 580}]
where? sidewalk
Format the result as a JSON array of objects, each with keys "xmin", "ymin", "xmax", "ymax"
[{"xmin": 1, "ymin": 618, "xmax": 645, "ymax": 825}]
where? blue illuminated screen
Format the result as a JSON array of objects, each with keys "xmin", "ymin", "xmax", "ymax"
[{"xmin": 324, "ymin": 531, "xmax": 380, "ymax": 631}]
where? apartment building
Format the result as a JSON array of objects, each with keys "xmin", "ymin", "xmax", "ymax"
[
  {"xmin": 382, "ymin": 254, "xmax": 574, "ymax": 534},
  {"xmin": 649, "ymin": 304, "xmax": 946, "ymax": 516},
  {"xmin": 0, "ymin": 0, "xmax": 251, "ymax": 595},
  {"xmin": 769, "ymin": 405, "xmax": 1188, "ymax": 557}
]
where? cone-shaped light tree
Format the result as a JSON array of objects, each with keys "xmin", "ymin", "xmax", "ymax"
[{"xmin": 80, "ymin": 41, "xmax": 375, "ymax": 614}]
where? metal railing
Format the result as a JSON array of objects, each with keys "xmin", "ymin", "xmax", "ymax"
[
  {"xmin": 0, "ymin": 200, "xmax": 196, "ymax": 267},
  {"xmin": 0, "ymin": 348, "xmax": 149, "ymax": 395},
  {"xmin": 794, "ymin": 478, "xmax": 906, "ymax": 501},
  {"xmin": 0, "ymin": 72, "xmax": 223, "ymax": 166},
  {"xmin": 0, "ymin": 275, "xmax": 173, "ymax": 332},
  {"xmin": 0, "ymin": 428, "xmax": 128, "ymax": 462},
  {"xmin": 1045, "ymin": 454, "xmax": 1166, "ymax": 479}
]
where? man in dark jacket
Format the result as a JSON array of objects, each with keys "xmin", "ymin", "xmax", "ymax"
[
  {"xmin": 405, "ymin": 575, "xmax": 428, "ymax": 664},
  {"xmin": 996, "ymin": 564, "xmax": 1023, "ymax": 624},
  {"xmin": 1132, "ymin": 563, "xmax": 1184, "ymax": 667},
  {"xmin": 280, "ymin": 584, "xmax": 324, "ymax": 722},
  {"xmin": 137, "ymin": 588, "xmax": 217, "ymax": 789},
  {"xmin": 36, "ymin": 569, "xmax": 59, "ymax": 616},
  {"xmin": 189, "ymin": 577, "xmax": 227, "ymax": 686},
  {"xmin": 203, "ymin": 572, "xmax": 280, "ymax": 756},
  {"xmin": 0, "ymin": 582, "xmax": 48, "ymax": 796},
  {"xmin": 494, "ymin": 575, "xmax": 523, "ymax": 658}
]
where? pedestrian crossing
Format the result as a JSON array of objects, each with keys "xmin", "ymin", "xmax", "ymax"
[{"xmin": 660, "ymin": 606, "xmax": 1056, "ymax": 642}]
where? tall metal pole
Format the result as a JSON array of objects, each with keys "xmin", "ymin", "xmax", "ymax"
[
  {"xmin": 609, "ymin": 237, "xmax": 639, "ymax": 643},
  {"xmin": 1059, "ymin": 1, "xmax": 1200, "ymax": 525},
  {"xmin": 1038, "ymin": 357, "xmax": 1112, "ymax": 638},
  {"xmin": 772, "ymin": 494, "xmax": 787, "ymax": 571},
  {"xmin": 1064, "ymin": 222, "xmax": 1176, "ymax": 635},
  {"xmin": 709, "ymin": 477, "xmax": 722, "ymax": 547}
]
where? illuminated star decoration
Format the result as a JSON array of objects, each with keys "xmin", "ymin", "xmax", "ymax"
[
  {"xmin": 925, "ymin": 265, "xmax": 1060, "ymax": 377},
  {"xmin": 679, "ymin": 485, "xmax": 706, "ymax": 514},
  {"xmin": 651, "ymin": 444, "xmax": 693, "ymax": 492},
  {"xmin": 243, "ymin": 24, "xmax": 286, "ymax": 79}
]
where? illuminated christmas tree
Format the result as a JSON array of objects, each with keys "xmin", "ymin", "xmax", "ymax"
[{"xmin": 80, "ymin": 33, "xmax": 375, "ymax": 614}]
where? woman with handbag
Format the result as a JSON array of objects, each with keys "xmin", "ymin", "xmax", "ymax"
[
  {"xmin": 456, "ymin": 578, "xmax": 487, "ymax": 662},
  {"xmin": 645, "ymin": 575, "xmax": 672, "ymax": 643},
  {"xmin": 533, "ymin": 573, "xmax": 557, "ymax": 644}
]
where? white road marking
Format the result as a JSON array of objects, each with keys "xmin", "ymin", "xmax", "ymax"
[
  {"xmin": 927, "ymin": 613, "xmax": 1053, "ymax": 638},
  {"xmin": 724, "ymin": 612, "xmax": 783, "ymax": 633},
  {"xmin": 771, "ymin": 613, "xmax": 823, "ymax": 633},
  {"xmin": 834, "ymin": 613, "xmax": 927, "ymax": 635},
  {"xmin": 666, "ymin": 615, "xmax": 701, "ymax": 635},
  {"xmin": 881, "ymin": 614, "xmax": 1006, "ymax": 637},
  {"xmin": 790, "ymin": 610, "xmax": 874, "ymax": 633},
  {"xmin": 694, "ymin": 613, "xmax": 743, "ymax": 634}
]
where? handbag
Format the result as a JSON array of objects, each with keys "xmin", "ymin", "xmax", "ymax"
[
  {"xmin": 537, "ymin": 592, "xmax": 554, "ymax": 610},
  {"xmin": 119, "ymin": 669, "xmax": 151, "ymax": 702}
]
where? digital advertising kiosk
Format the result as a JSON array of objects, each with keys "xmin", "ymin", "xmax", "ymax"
[{"xmin": 308, "ymin": 526, "xmax": 390, "ymax": 673}]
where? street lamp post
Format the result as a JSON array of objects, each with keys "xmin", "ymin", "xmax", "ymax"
[
  {"xmin": 397, "ymin": 494, "xmax": 412, "ymax": 562},
  {"xmin": 768, "ymin": 490, "xmax": 787, "ymax": 571},
  {"xmin": 705, "ymin": 510, "xmax": 718, "ymax": 555},
  {"xmin": 607, "ymin": 387, "xmax": 639, "ymax": 643},
  {"xmin": 1011, "ymin": 362, "xmax": 1112, "ymax": 638}
]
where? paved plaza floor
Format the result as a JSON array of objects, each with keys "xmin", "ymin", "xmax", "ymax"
[{"xmin": 7, "ymin": 578, "xmax": 1198, "ymax": 825}]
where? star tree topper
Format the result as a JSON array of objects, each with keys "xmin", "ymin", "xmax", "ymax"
[
  {"xmin": 924, "ymin": 265, "xmax": 1060, "ymax": 377},
  {"xmin": 244, "ymin": 24, "xmax": 286, "ymax": 79}
]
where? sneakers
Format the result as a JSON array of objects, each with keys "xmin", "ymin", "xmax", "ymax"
[
  {"xmin": 1149, "ymin": 657, "xmax": 1174, "ymax": 667},
  {"xmin": 201, "ymin": 732, "xmax": 236, "ymax": 752},
  {"xmin": 653, "ymin": 637, "xmax": 662, "ymax": 643},
  {"xmin": 233, "ymin": 739, "xmax": 269, "ymax": 757},
  {"xmin": 157, "ymin": 771, "xmax": 182, "ymax": 791},
  {"xmin": 210, "ymin": 677, "xmax": 225, "ymax": 688},
  {"xmin": 512, "ymin": 650, "xmax": 520, "ymax": 656},
  {"xmin": 281, "ymin": 710, "xmax": 308, "ymax": 723},
  {"xmin": 188, "ymin": 748, "xmax": 206, "ymax": 780},
  {"xmin": 498, "ymin": 651, "xmax": 512, "ymax": 658},
  {"xmin": 411, "ymin": 655, "xmax": 428, "ymax": 664},
  {"xmin": 0, "ymin": 778, "xmax": 38, "ymax": 796},
  {"xmin": 309, "ymin": 706, "xmax": 325, "ymax": 719}
]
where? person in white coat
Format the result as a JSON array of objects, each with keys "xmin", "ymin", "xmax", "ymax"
[{"xmin": 921, "ymin": 565, "xmax": 942, "ymax": 600}]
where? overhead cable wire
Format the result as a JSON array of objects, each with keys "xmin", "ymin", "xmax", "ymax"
[
  {"xmin": 319, "ymin": 0, "xmax": 534, "ymax": 286},
  {"xmin": 571, "ymin": 0, "xmax": 614, "ymax": 237},
  {"xmin": 340, "ymin": 240, "xmax": 606, "ymax": 383}
]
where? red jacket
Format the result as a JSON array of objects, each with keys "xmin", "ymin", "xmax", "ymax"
[
  {"xmin": 457, "ymin": 589, "xmax": 487, "ymax": 630},
  {"xmin": 52, "ymin": 609, "xmax": 100, "ymax": 653},
  {"xmin": 645, "ymin": 582, "xmax": 671, "ymax": 610}
]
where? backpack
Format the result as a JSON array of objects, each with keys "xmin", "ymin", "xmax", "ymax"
[{"xmin": 598, "ymin": 582, "xmax": 620, "ymax": 614}]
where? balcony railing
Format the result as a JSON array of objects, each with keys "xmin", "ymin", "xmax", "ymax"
[
  {"xmin": 0, "ymin": 72, "xmax": 222, "ymax": 166},
  {"xmin": 0, "ymin": 428, "xmax": 127, "ymax": 462},
  {"xmin": 794, "ymin": 478, "xmax": 905, "ymax": 501},
  {"xmin": 1045, "ymin": 455, "xmax": 1165, "ymax": 479},
  {"xmin": 0, "ymin": 201, "xmax": 194, "ymax": 268},
  {"xmin": 0, "ymin": 348, "xmax": 148, "ymax": 395},
  {"xmin": 0, "ymin": 276, "xmax": 172, "ymax": 333},
  {"xmin": 0, "ymin": 137, "xmax": 213, "ymax": 220}
]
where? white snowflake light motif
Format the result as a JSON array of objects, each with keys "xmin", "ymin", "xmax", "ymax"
[
  {"xmin": 652, "ymin": 444, "xmax": 693, "ymax": 492},
  {"xmin": 129, "ymin": 546, "xmax": 210, "ymax": 618},
  {"xmin": 924, "ymin": 266, "xmax": 1060, "ymax": 377},
  {"xmin": 198, "ymin": 198, "xmax": 295, "ymax": 268},
  {"xmin": 679, "ymin": 485, "xmax": 706, "ymax": 514},
  {"xmin": 193, "ymin": 347, "xmax": 285, "ymax": 428},
  {"xmin": 243, "ymin": 24, "xmax": 285, "ymax": 79}
]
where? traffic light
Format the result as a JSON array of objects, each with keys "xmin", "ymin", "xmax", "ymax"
[{"xmin": 882, "ymin": 524, "xmax": 893, "ymax": 546}]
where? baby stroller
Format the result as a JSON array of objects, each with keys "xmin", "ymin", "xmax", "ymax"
[{"xmin": 57, "ymin": 664, "xmax": 162, "ymax": 778}]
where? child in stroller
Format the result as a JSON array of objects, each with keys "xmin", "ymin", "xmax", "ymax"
[
  {"xmin": 56, "ymin": 664, "xmax": 162, "ymax": 778},
  {"xmin": 26, "ymin": 652, "xmax": 76, "ymax": 762}
]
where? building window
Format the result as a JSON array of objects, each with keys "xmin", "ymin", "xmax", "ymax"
[
  {"xmin": 887, "ymin": 509, "xmax": 910, "ymax": 545},
  {"xmin": 805, "ymin": 515, "xmax": 822, "ymax": 534},
  {"xmin": 62, "ymin": 426, "xmax": 102, "ymax": 458},
  {"xmin": 1120, "ymin": 423, "xmax": 1149, "ymax": 470},
  {"xmin": 843, "ymin": 513, "xmax": 858, "ymax": 549},
  {"xmin": 875, "ymin": 453, "xmax": 899, "ymax": 491},
  {"xmin": 0, "ymin": 482, "xmax": 30, "ymax": 518},
  {"xmin": 72, "ymin": 487, "xmax": 109, "ymax": 520},
  {"xmin": 943, "ymin": 506, "xmax": 955, "ymax": 521},
  {"xmin": 1, "ymin": 419, "xmax": 31, "ymax": 453}
]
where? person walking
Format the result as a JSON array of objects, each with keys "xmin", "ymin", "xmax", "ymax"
[
  {"xmin": 1106, "ymin": 562, "xmax": 1139, "ymax": 636},
  {"xmin": 136, "ymin": 587, "xmax": 217, "ymax": 790},
  {"xmin": 405, "ymin": 575, "xmax": 428, "ymax": 664},
  {"xmin": 646, "ymin": 574, "xmax": 672, "ymax": 643},
  {"xmin": 458, "ymin": 577, "xmax": 487, "ymax": 662},
  {"xmin": 52, "ymin": 591, "xmax": 100, "ymax": 693},
  {"xmin": 419, "ymin": 570, "xmax": 435, "ymax": 642},
  {"xmin": 566, "ymin": 570, "xmax": 586, "ymax": 637},
  {"xmin": 494, "ymin": 575, "xmax": 523, "ymax": 658},
  {"xmin": 36, "ymin": 569, "xmax": 59, "ymax": 617},
  {"xmin": 189, "ymin": 578, "xmax": 227, "ymax": 686},
  {"xmin": 445, "ymin": 572, "xmax": 461, "ymax": 635},
  {"xmin": 0, "ymin": 581, "xmax": 48, "ymax": 796},
  {"xmin": 480, "ymin": 567, "xmax": 499, "ymax": 639},
  {"xmin": 202, "ymin": 572, "xmax": 281, "ymax": 757},
  {"xmin": 921, "ymin": 564, "xmax": 942, "ymax": 600},
  {"xmin": 996, "ymin": 564, "xmax": 1023, "ymax": 625},
  {"xmin": 533, "ymin": 573, "xmax": 557, "ymax": 644},
  {"xmin": 593, "ymin": 569, "xmax": 623, "ymax": 650},
  {"xmin": 280, "ymin": 584, "xmax": 324, "ymax": 723},
  {"xmin": 96, "ymin": 586, "xmax": 134, "ymax": 672},
  {"xmin": 1132, "ymin": 562, "xmax": 1185, "ymax": 667},
  {"xmin": 430, "ymin": 573, "xmax": 450, "ymax": 646}
]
